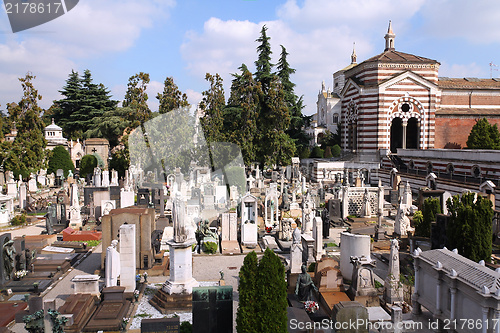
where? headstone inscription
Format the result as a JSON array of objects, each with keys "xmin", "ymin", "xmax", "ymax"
[{"xmin": 141, "ymin": 317, "xmax": 180, "ymax": 333}]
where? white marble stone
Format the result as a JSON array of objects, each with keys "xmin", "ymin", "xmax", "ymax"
[
  {"xmin": 290, "ymin": 244, "xmax": 303, "ymax": 274},
  {"xmin": 72, "ymin": 275, "xmax": 100, "ymax": 295},
  {"xmin": 120, "ymin": 188, "xmax": 135, "ymax": 208},
  {"xmin": 241, "ymin": 222, "xmax": 258, "ymax": 248},
  {"xmin": 340, "ymin": 232, "xmax": 371, "ymax": 280},
  {"xmin": 101, "ymin": 200, "xmax": 116, "ymax": 216},
  {"xmin": 313, "ymin": 217, "xmax": 323, "ymax": 261},
  {"xmin": 105, "ymin": 240, "xmax": 120, "ymax": 287},
  {"xmin": 18, "ymin": 183, "xmax": 26, "ymax": 210},
  {"xmin": 119, "ymin": 224, "xmax": 136, "ymax": 292},
  {"xmin": 162, "ymin": 240, "xmax": 199, "ymax": 294},
  {"xmin": 101, "ymin": 170, "xmax": 110, "ymax": 187}
]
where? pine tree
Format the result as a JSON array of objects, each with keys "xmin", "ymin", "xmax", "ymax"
[
  {"xmin": 255, "ymin": 248, "xmax": 287, "ymax": 333},
  {"xmin": 446, "ymin": 192, "xmax": 493, "ymax": 262},
  {"xmin": 4, "ymin": 73, "xmax": 47, "ymax": 178},
  {"xmin": 254, "ymin": 25, "xmax": 274, "ymax": 94},
  {"xmin": 123, "ymin": 72, "xmax": 151, "ymax": 125},
  {"xmin": 466, "ymin": 118, "xmax": 500, "ymax": 149},
  {"xmin": 157, "ymin": 77, "xmax": 189, "ymax": 114},
  {"xmin": 85, "ymin": 107, "xmax": 132, "ymax": 148},
  {"xmin": 236, "ymin": 251, "xmax": 258, "ymax": 333},
  {"xmin": 47, "ymin": 145, "xmax": 75, "ymax": 178},
  {"xmin": 53, "ymin": 70, "xmax": 118, "ymax": 139},
  {"xmin": 415, "ymin": 197, "xmax": 441, "ymax": 237}
]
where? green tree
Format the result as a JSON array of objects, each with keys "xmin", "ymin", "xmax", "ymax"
[
  {"xmin": 236, "ymin": 251, "xmax": 258, "ymax": 333},
  {"xmin": 85, "ymin": 107, "xmax": 131, "ymax": 148},
  {"xmin": 123, "ymin": 72, "xmax": 151, "ymax": 125},
  {"xmin": 277, "ymin": 45, "xmax": 310, "ymax": 159},
  {"xmin": 109, "ymin": 136, "xmax": 130, "ymax": 179},
  {"xmin": 226, "ymin": 64, "xmax": 262, "ymax": 164},
  {"xmin": 324, "ymin": 146, "xmax": 333, "ymax": 158},
  {"xmin": 332, "ymin": 144, "xmax": 341, "ymax": 157},
  {"xmin": 53, "ymin": 70, "xmax": 118, "ymax": 139},
  {"xmin": 310, "ymin": 146, "xmax": 324, "ymax": 158},
  {"xmin": 47, "ymin": 145, "xmax": 75, "ymax": 178},
  {"xmin": 446, "ymin": 192, "xmax": 493, "ymax": 262},
  {"xmin": 200, "ymin": 73, "xmax": 226, "ymax": 145},
  {"xmin": 79, "ymin": 154, "xmax": 97, "ymax": 179},
  {"xmin": 157, "ymin": 77, "xmax": 189, "ymax": 114},
  {"xmin": 255, "ymin": 248, "xmax": 287, "ymax": 333},
  {"xmin": 466, "ymin": 118, "xmax": 500, "ymax": 149},
  {"xmin": 4, "ymin": 73, "xmax": 47, "ymax": 178},
  {"xmin": 254, "ymin": 25, "xmax": 274, "ymax": 94},
  {"xmin": 415, "ymin": 197, "xmax": 441, "ymax": 237}
]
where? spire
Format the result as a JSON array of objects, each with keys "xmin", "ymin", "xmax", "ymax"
[
  {"xmin": 351, "ymin": 42, "xmax": 357, "ymax": 64},
  {"xmin": 384, "ymin": 20, "xmax": 396, "ymax": 51}
]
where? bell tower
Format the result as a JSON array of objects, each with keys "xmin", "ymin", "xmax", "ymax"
[{"xmin": 384, "ymin": 20, "xmax": 396, "ymax": 51}]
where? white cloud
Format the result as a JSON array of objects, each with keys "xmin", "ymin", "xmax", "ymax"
[
  {"xmin": 419, "ymin": 0, "xmax": 500, "ymax": 43},
  {"xmin": 439, "ymin": 62, "xmax": 485, "ymax": 78},
  {"xmin": 186, "ymin": 89, "xmax": 203, "ymax": 106},
  {"xmin": 0, "ymin": 0, "xmax": 175, "ymax": 109}
]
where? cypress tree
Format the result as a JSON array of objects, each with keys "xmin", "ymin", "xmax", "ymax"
[
  {"xmin": 79, "ymin": 154, "xmax": 97, "ymax": 179},
  {"xmin": 123, "ymin": 72, "xmax": 151, "ymax": 125},
  {"xmin": 255, "ymin": 248, "xmax": 287, "ymax": 333},
  {"xmin": 446, "ymin": 192, "xmax": 493, "ymax": 262},
  {"xmin": 236, "ymin": 251, "xmax": 258, "ymax": 333},
  {"xmin": 254, "ymin": 25, "xmax": 273, "ymax": 94},
  {"xmin": 418, "ymin": 197, "xmax": 441, "ymax": 238}
]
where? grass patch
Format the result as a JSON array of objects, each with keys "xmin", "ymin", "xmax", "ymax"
[
  {"xmin": 324, "ymin": 242, "xmax": 338, "ymax": 247},
  {"xmin": 69, "ymin": 240, "xmax": 102, "ymax": 247}
]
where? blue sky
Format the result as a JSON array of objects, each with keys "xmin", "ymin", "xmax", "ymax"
[{"xmin": 0, "ymin": 0, "xmax": 499, "ymax": 116}]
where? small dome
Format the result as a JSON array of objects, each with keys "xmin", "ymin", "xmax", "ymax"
[{"xmin": 45, "ymin": 118, "xmax": 62, "ymax": 131}]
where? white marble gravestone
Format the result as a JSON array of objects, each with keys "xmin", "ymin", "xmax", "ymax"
[
  {"xmin": 241, "ymin": 222, "xmax": 258, "ymax": 248},
  {"xmin": 105, "ymin": 240, "xmax": 120, "ymax": 287},
  {"xmin": 72, "ymin": 275, "xmax": 100, "ymax": 295},
  {"xmin": 120, "ymin": 188, "xmax": 135, "ymax": 208},
  {"xmin": 101, "ymin": 170, "xmax": 110, "ymax": 187},
  {"xmin": 119, "ymin": 224, "xmax": 136, "ymax": 292}
]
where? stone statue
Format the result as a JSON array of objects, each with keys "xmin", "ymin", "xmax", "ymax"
[
  {"xmin": 361, "ymin": 188, "xmax": 371, "ymax": 217},
  {"xmin": 292, "ymin": 222, "xmax": 302, "ymax": 244},
  {"xmin": 394, "ymin": 203, "xmax": 414, "ymax": 236},
  {"xmin": 25, "ymin": 249, "xmax": 35, "ymax": 271},
  {"xmin": 295, "ymin": 264, "xmax": 318, "ymax": 302},
  {"xmin": 3, "ymin": 240, "xmax": 15, "ymax": 280},
  {"xmin": 15, "ymin": 250, "xmax": 26, "ymax": 271},
  {"xmin": 105, "ymin": 240, "xmax": 120, "ymax": 287},
  {"xmin": 173, "ymin": 191, "xmax": 187, "ymax": 243}
]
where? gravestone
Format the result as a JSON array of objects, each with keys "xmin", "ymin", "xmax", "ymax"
[
  {"xmin": 19, "ymin": 183, "xmax": 27, "ymax": 210},
  {"xmin": 137, "ymin": 189, "xmax": 150, "ymax": 206},
  {"xmin": 0, "ymin": 234, "xmax": 12, "ymax": 286},
  {"xmin": 192, "ymin": 286, "xmax": 232, "ymax": 333},
  {"xmin": 120, "ymin": 188, "xmax": 135, "ymax": 208},
  {"xmin": 329, "ymin": 199, "xmax": 342, "ymax": 220},
  {"xmin": 241, "ymin": 222, "xmax": 257, "ymax": 248},
  {"xmin": 141, "ymin": 317, "xmax": 180, "ymax": 333},
  {"xmin": 105, "ymin": 240, "xmax": 120, "ymax": 287},
  {"xmin": 221, "ymin": 212, "xmax": 239, "ymax": 254},
  {"xmin": 101, "ymin": 170, "xmax": 110, "ymax": 187},
  {"xmin": 119, "ymin": 224, "xmax": 136, "ymax": 292}
]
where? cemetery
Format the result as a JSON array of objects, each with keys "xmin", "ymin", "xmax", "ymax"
[{"xmin": 0, "ymin": 151, "xmax": 498, "ymax": 333}]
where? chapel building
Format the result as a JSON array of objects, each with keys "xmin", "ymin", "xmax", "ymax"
[{"xmin": 315, "ymin": 21, "xmax": 500, "ymax": 161}]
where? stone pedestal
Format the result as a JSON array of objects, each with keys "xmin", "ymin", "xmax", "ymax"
[
  {"xmin": 119, "ymin": 224, "xmax": 136, "ymax": 293},
  {"xmin": 72, "ymin": 275, "xmax": 100, "ymax": 295},
  {"xmin": 241, "ymin": 223, "xmax": 258, "ymax": 248},
  {"xmin": 120, "ymin": 189, "xmax": 135, "ymax": 208},
  {"xmin": 301, "ymin": 233, "xmax": 315, "ymax": 265},
  {"xmin": 313, "ymin": 217, "xmax": 323, "ymax": 261},
  {"xmin": 162, "ymin": 239, "xmax": 199, "ymax": 295}
]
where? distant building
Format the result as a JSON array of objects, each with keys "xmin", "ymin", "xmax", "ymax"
[
  {"xmin": 68, "ymin": 139, "xmax": 85, "ymax": 169},
  {"xmin": 44, "ymin": 118, "xmax": 68, "ymax": 149},
  {"xmin": 84, "ymin": 138, "xmax": 110, "ymax": 169}
]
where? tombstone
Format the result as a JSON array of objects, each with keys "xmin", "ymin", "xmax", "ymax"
[
  {"xmin": 105, "ymin": 240, "xmax": 120, "ymax": 287},
  {"xmin": 120, "ymin": 188, "xmax": 135, "ymax": 208},
  {"xmin": 101, "ymin": 170, "xmax": 110, "ymax": 187},
  {"xmin": 72, "ymin": 275, "xmax": 100, "ymax": 295},
  {"xmin": 271, "ymin": 171, "xmax": 278, "ymax": 182},
  {"xmin": 240, "ymin": 193, "xmax": 257, "ymax": 223},
  {"xmin": 221, "ymin": 212, "xmax": 239, "ymax": 254},
  {"xmin": 215, "ymin": 186, "xmax": 227, "ymax": 205},
  {"xmin": 384, "ymin": 239, "xmax": 403, "ymax": 304},
  {"xmin": 301, "ymin": 192, "xmax": 314, "ymax": 235},
  {"xmin": 290, "ymin": 226, "xmax": 303, "ymax": 274},
  {"xmin": 301, "ymin": 233, "xmax": 315, "ymax": 265},
  {"xmin": 332, "ymin": 301, "xmax": 369, "ymax": 333},
  {"xmin": 7, "ymin": 179, "xmax": 17, "ymax": 197},
  {"xmin": 241, "ymin": 222, "xmax": 258, "ymax": 249},
  {"xmin": 312, "ymin": 217, "xmax": 323, "ymax": 261},
  {"xmin": 110, "ymin": 170, "xmax": 119, "ymax": 187},
  {"xmin": 347, "ymin": 256, "xmax": 378, "ymax": 306},
  {"xmin": 93, "ymin": 167, "xmax": 102, "ymax": 187},
  {"xmin": 280, "ymin": 218, "xmax": 293, "ymax": 241},
  {"xmin": 69, "ymin": 183, "xmax": 82, "ymax": 229},
  {"xmin": 119, "ymin": 224, "xmax": 136, "ymax": 292},
  {"xmin": 101, "ymin": 200, "xmax": 116, "ymax": 216},
  {"xmin": 137, "ymin": 188, "xmax": 150, "ymax": 206},
  {"xmin": 141, "ymin": 317, "xmax": 180, "ymax": 333},
  {"xmin": 18, "ymin": 183, "xmax": 27, "ymax": 210},
  {"xmin": 192, "ymin": 286, "xmax": 233, "ymax": 333},
  {"xmin": 0, "ymin": 234, "xmax": 13, "ymax": 286},
  {"xmin": 93, "ymin": 190, "xmax": 110, "ymax": 219},
  {"xmin": 314, "ymin": 257, "xmax": 342, "ymax": 292}
]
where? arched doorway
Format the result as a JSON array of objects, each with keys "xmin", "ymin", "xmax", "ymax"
[
  {"xmin": 390, "ymin": 118, "xmax": 403, "ymax": 152},
  {"xmin": 406, "ymin": 117, "xmax": 419, "ymax": 149}
]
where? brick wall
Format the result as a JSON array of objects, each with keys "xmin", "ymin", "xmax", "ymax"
[{"xmin": 435, "ymin": 117, "xmax": 500, "ymax": 148}]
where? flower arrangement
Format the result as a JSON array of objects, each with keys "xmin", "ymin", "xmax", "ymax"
[
  {"xmin": 304, "ymin": 300, "xmax": 319, "ymax": 314},
  {"xmin": 265, "ymin": 226, "xmax": 272, "ymax": 233},
  {"xmin": 14, "ymin": 270, "xmax": 28, "ymax": 279}
]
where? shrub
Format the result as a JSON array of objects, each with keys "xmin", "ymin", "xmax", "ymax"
[
  {"xmin": 180, "ymin": 321, "xmax": 192, "ymax": 333},
  {"xmin": 11, "ymin": 213, "xmax": 27, "ymax": 226},
  {"xmin": 47, "ymin": 145, "xmax": 75, "ymax": 178},
  {"xmin": 79, "ymin": 154, "xmax": 97, "ymax": 179},
  {"xmin": 203, "ymin": 241, "xmax": 218, "ymax": 254},
  {"xmin": 332, "ymin": 144, "xmax": 341, "ymax": 157},
  {"xmin": 310, "ymin": 146, "xmax": 324, "ymax": 158}
]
